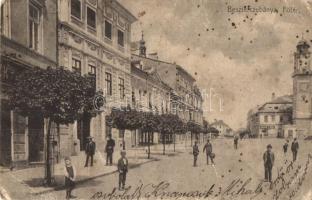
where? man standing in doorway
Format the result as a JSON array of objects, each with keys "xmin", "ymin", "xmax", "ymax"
[
  {"xmin": 263, "ymin": 144, "xmax": 275, "ymax": 183},
  {"xmin": 84, "ymin": 136, "xmax": 96, "ymax": 167},
  {"xmin": 105, "ymin": 134, "xmax": 115, "ymax": 165},
  {"xmin": 291, "ymin": 138, "xmax": 299, "ymax": 162},
  {"xmin": 203, "ymin": 139, "xmax": 214, "ymax": 165}
]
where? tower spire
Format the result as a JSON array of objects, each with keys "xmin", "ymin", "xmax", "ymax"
[{"xmin": 139, "ymin": 30, "xmax": 146, "ymax": 57}]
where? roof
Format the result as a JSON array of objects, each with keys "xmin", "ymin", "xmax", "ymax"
[
  {"xmin": 256, "ymin": 95, "xmax": 293, "ymax": 113},
  {"xmin": 266, "ymin": 95, "xmax": 293, "ymax": 104},
  {"xmin": 114, "ymin": 0, "xmax": 137, "ymax": 23},
  {"xmin": 130, "ymin": 65, "xmax": 171, "ymax": 91},
  {"xmin": 210, "ymin": 120, "xmax": 230, "ymax": 128}
]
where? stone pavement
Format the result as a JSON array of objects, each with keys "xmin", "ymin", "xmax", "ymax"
[{"xmin": 0, "ymin": 143, "xmax": 183, "ymax": 198}]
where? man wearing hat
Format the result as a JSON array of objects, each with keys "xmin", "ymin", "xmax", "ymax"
[
  {"xmin": 263, "ymin": 144, "xmax": 275, "ymax": 182},
  {"xmin": 203, "ymin": 139, "xmax": 214, "ymax": 165},
  {"xmin": 105, "ymin": 134, "xmax": 115, "ymax": 165},
  {"xmin": 117, "ymin": 150, "xmax": 128, "ymax": 190},
  {"xmin": 291, "ymin": 138, "xmax": 299, "ymax": 162},
  {"xmin": 193, "ymin": 141, "xmax": 199, "ymax": 167},
  {"xmin": 84, "ymin": 136, "xmax": 96, "ymax": 167}
]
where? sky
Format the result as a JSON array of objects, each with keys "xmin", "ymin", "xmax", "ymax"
[{"xmin": 119, "ymin": 0, "xmax": 312, "ymax": 130}]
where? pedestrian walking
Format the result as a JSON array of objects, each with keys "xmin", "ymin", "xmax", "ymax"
[
  {"xmin": 283, "ymin": 139, "xmax": 289, "ymax": 155},
  {"xmin": 193, "ymin": 141, "xmax": 199, "ymax": 167},
  {"xmin": 203, "ymin": 139, "xmax": 214, "ymax": 165},
  {"xmin": 234, "ymin": 136, "xmax": 239, "ymax": 149},
  {"xmin": 263, "ymin": 144, "xmax": 275, "ymax": 183},
  {"xmin": 105, "ymin": 134, "xmax": 115, "ymax": 165},
  {"xmin": 117, "ymin": 150, "xmax": 128, "ymax": 190},
  {"xmin": 64, "ymin": 157, "xmax": 76, "ymax": 199},
  {"xmin": 291, "ymin": 138, "xmax": 299, "ymax": 162},
  {"xmin": 84, "ymin": 136, "xmax": 96, "ymax": 167}
]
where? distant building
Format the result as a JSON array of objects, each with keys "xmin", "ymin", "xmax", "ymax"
[
  {"xmin": 210, "ymin": 120, "xmax": 233, "ymax": 137},
  {"xmin": 247, "ymin": 94, "xmax": 293, "ymax": 138},
  {"xmin": 130, "ymin": 43, "xmax": 171, "ymax": 145},
  {"xmin": 131, "ymin": 35, "xmax": 204, "ymax": 127},
  {"xmin": 292, "ymin": 39, "xmax": 312, "ymax": 138}
]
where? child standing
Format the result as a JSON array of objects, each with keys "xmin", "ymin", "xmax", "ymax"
[
  {"xmin": 283, "ymin": 140, "xmax": 289, "ymax": 156},
  {"xmin": 64, "ymin": 157, "xmax": 77, "ymax": 199}
]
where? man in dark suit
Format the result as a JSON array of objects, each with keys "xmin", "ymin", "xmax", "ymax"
[
  {"xmin": 193, "ymin": 141, "xmax": 199, "ymax": 167},
  {"xmin": 84, "ymin": 136, "xmax": 96, "ymax": 167},
  {"xmin": 234, "ymin": 136, "xmax": 239, "ymax": 149},
  {"xmin": 291, "ymin": 138, "xmax": 299, "ymax": 162},
  {"xmin": 105, "ymin": 134, "xmax": 115, "ymax": 165},
  {"xmin": 263, "ymin": 144, "xmax": 275, "ymax": 182},
  {"xmin": 203, "ymin": 139, "xmax": 214, "ymax": 165},
  {"xmin": 117, "ymin": 150, "xmax": 128, "ymax": 190}
]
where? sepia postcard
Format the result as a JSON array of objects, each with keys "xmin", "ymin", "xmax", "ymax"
[{"xmin": 0, "ymin": 0, "xmax": 312, "ymax": 199}]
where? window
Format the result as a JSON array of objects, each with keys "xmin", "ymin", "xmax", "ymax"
[
  {"xmin": 104, "ymin": 20, "xmax": 112, "ymax": 39},
  {"xmin": 87, "ymin": 7, "xmax": 96, "ymax": 29},
  {"xmin": 119, "ymin": 78, "xmax": 125, "ymax": 99},
  {"xmin": 272, "ymin": 115, "xmax": 275, "ymax": 122},
  {"xmin": 117, "ymin": 29, "xmax": 124, "ymax": 47},
  {"xmin": 1, "ymin": 1, "xmax": 9, "ymax": 36},
  {"xmin": 88, "ymin": 64, "xmax": 96, "ymax": 76},
  {"xmin": 105, "ymin": 72, "xmax": 112, "ymax": 96},
  {"xmin": 72, "ymin": 58, "xmax": 81, "ymax": 74},
  {"xmin": 71, "ymin": 0, "xmax": 81, "ymax": 19},
  {"xmin": 29, "ymin": 3, "xmax": 40, "ymax": 51},
  {"xmin": 264, "ymin": 115, "xmax": 268, "ymax": 123}
]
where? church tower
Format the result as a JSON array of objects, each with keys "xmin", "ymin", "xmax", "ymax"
[
  {"xmin": 293, "ymin": 39, "xmax": 312, "ymax": 137},
  {"xmin": 139, "ymin": 31, "xmax": 146, "ymax": 57}
]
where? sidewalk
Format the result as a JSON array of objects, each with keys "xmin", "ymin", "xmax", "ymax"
[{"xmin": 0, "ymin": 144, "xmax": 184, "ymax": 197}]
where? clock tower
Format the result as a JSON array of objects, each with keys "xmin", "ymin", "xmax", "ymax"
[{"xmin": 293, "ymin": 39, "xmax": 312, "ymax": 137}]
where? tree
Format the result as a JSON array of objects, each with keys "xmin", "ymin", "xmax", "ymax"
[
  {"xmin": 8, "ymin": 66, "xmax": 99, "ymax": 185},
  {"xmin": 141, "ymin": 112, "xmax": 159, "ymax": 159},
  {"xmin": 157, "ymin": 114, "xmax": 183, "ymax": 154},
  {"xmin": 203, "ymin": 120, "xmax": 209, "ymax": 142},
  {"xmin": 171, "ymin": 116, "xmax": 186, "ymax": 152},
  {"xmin": 187, "ymin": 121, "xmax": 202, "ymax": 145}
]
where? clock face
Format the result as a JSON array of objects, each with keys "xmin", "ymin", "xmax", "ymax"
[{"xmin": 299, "ymin": 82, "xmax": 309, "ymax": 92}]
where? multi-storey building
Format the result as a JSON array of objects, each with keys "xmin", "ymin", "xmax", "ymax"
[
  {"xmin": 0, "ymin": 0, "xmax": 57, "ymax": 166},
  {"xmin": 130, "ymin": 34, "xmax": 171, "ymax": 145},
  {"xmin": 292, "ymin": 39, "xmax": 312, "ymax": 138},
  {"xmin": 131, "ymin": 35, "xmax": 204, "ymax": 143},
  {"xmin": 57, "ymin": 0, "xmax": 136, "ymax": 155},
  {"xmin": 131, "ymin": 36, "xmax": 204, "ymax": 127},
  {"xmin": 247, "ymin": 94, "xmax": 293, "ymax": 138}
]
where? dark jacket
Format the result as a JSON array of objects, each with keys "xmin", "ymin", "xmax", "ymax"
[
  {"xmin": 193, "ymin": 145, "xmax": 199, "ymax": 156},
  {"xmin": 291, "ymin": 141, "xmax": 299, "ymax": 152},
  {"xmin": 263, "ymin": 151, "xmax": 275, "ymax": 166},
  {"xmin": 85, "ymin": 141, "xmax": 96, "ymax": 155},
  {"xmin": 105, "ymin": 139, "xmax": 115, "ymax": 153},
  {"xmin": 118, "ymin": 158, "xmax": 128, "ymax": 174},
  {"xmin": 203, "ymin": 143, "xmax": 213, "ymax": 154}
]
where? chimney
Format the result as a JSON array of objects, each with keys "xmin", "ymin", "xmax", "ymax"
[{"xmin": 271, "ymin": 92, "xmax": 275, "ymax": 101}]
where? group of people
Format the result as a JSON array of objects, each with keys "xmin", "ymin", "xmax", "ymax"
[
  {"xmin": 63, "ymin": 134, "xmax": 129, "ymax": 199},
  {"xmin": 263, "ymin": 138, "xmax": 300, "ymax": 183},
  {"xmin": 192, "ymin": 139, "xmax": 215, "ymax": 167}
]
